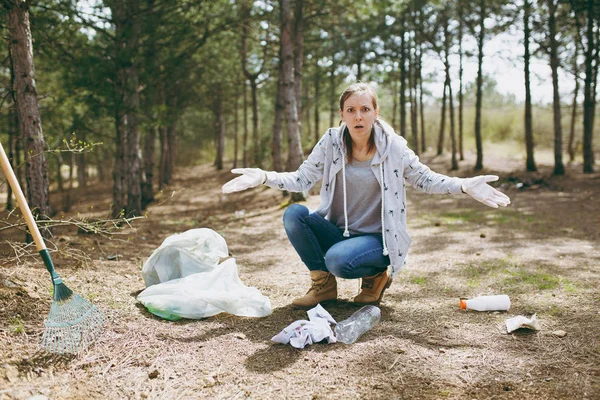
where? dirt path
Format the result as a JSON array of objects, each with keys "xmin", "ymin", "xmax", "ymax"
[{"xmin": 1, "ymin": 152, "xmax": 599, "ymax": 399}]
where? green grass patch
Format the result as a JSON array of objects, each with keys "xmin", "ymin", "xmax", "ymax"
[
  {"xmin": 9, "ymin": 316, "xmax": 24, "ymax": 335},
  {"xmin": 409, "ymin": 275, "xmax": 427, "ymax": 285},
  {"xmin": 501, "ymin": 266, "xmax": 574, "ymax": 292}
]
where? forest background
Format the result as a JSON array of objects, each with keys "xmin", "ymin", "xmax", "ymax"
[{"xmin": 0, "ymin": 0, "xmax": 599, "ymax": 399}]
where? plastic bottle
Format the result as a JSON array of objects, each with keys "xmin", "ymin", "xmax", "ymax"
[
  {"xmin": 334, "ymin": 305, "xmax": 381, "ymax": 344},
  {"xmin": 459, "ymin": 295, "xmax": 511, "ymax": 311}
]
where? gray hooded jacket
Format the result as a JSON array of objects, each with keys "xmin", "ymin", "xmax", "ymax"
[{"xmin": 264, "ymin": 119, "xmax": 464, "ymax": 277}]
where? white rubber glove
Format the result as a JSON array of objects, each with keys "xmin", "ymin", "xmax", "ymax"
[
  {"xmin": 461, "ymin": 175, "xmax": 511, "ymax": 208},
  {"xmin": 222, "ymin": 168, "xmax": 267, "ymax": 193}
]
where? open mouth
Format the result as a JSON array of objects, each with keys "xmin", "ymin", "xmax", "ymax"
[{"xmin": 354, "ymin": 125, "xmax": 364, "ymax": 129}]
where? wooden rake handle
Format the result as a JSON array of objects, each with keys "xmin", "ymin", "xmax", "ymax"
[{"xmin": 0, "ymin": 142, "xmax": 47, "ymax": 252}]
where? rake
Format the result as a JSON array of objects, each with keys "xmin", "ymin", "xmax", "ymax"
[{"xmin": 0, "ymin": 142, "xmax": 104, "ymax": 354}]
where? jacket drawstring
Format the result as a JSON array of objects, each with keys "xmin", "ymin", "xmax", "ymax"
[
  {"xmin": 342, "ymin": 156, "xmax": 350, "ymax": 237},
  {"xmin": 380, "ymin": 162, "xmax": 389, "ymax": 256}
]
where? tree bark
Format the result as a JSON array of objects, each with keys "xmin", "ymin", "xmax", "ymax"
[
  {"xmin": 233, "ymin": 89, "xmax": 239, "ymax": 169},
  {"xmin": 142, "ymin": 127, "xmax": 156, "ymax": 209},
  {"xmin": 243, "ymin": 81, "xmax": 249, "ymax": 167},
  {"xmin": 437, "ymin": 78, "xmax": 447, "ymax": 155},
  {"xmin": 458, "ymin": 4, "xmax": 465, "ymax": 160},
  {"xmin": 329, "ymin": 58, "xmax": 336, "ymax": 127},
  {"xmin": 400, "ymin": 16, "xmax": 407, "ymax": 138},
  {"xmin": 524, "ymin": 0, "xmax": 537, "ymax": 171},
  {"xmin": 5, "ymin": 0, "xmax": 51, "ymax": 229},
  {"xmin": 293, "ymin": 0, "xmax": 304, "ymax": 134},
  {"xmin": 272, "ymin": 50, "xmax": 284, "ymax": 172},
  {"xmin": 314, "ymin": 57, "xmax": 320, "ymax": 144},
  {"xmin": 547, "ymin": 0, "xmax": 564, "ymax": 175},
  {"xmin": 443, "ymin": 9, "xmax": 458, "ymax": 170},
  {"xmin": 582, "ymin": 0, "xmax": 595, "ymax": 173},
  {"xmin": 474, "ymin": 0, "xmax": 485, "ymax": 171},
  {"xmin": 568, "ymin": 41, "xmax": 579, "ymax": 163}
]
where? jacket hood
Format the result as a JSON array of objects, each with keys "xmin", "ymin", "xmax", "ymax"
[{"xmin": 334, "ymin": 118, "xmax": 404, "ymax": 165}]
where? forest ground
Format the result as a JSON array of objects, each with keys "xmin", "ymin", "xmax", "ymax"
[{"xmin": 1, "ymin": 147, "xmax": 599, "ymax": 400}]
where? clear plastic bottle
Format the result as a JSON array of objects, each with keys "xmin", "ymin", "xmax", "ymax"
[
  {"xmin": 334, "ymin": 305, "xmax": 381, "ymax": 344},
  {"xmin": 459, "ymin": 295, "xmax": 511, "ymax": 311}
]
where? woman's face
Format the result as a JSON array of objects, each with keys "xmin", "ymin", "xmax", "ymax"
[{"xmin": 339, "ymin": 92, "xmax": 379, "ymax": 141}]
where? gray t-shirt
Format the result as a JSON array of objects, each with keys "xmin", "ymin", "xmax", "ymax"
[{"xmin": 330, "ymin": 158, "xmax": 382, "ymax": 234}]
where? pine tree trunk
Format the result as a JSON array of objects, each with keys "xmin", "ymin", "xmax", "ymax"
[
  {"xmin": 458, "ymin": 5, "xmax": 465, "ymax": 161},
  {"xmin": 329, "ymin": 59, "xmax": 336, "ymax": 128},
  {"xmin": 5, "ymin": 0, "xmax": 51, "ymax": 229},
  {"xmin": 400, "ymin": 17, "xmax": 407, "ymax": 138},
  {"xmin": 243, "ymin": 81, "xmax": 249, "ymax": 167},
  {"xmin": 294, "ymin": 0, "xmax": 304, "ymax": 134},
  {"xmin": 250, "ymin": 80, "xmax": 260, "ymax": 167},
  {"xmin": 272, "ymin": 52, "xmax": 284, "ymax": 172},
  {"xmin": 582, "ymin": 0, "xmax": 595, "ymax": 173},
  {"xmin": 314, "ymin": 58, "xmax": 320, "ymax": 144},
  {"xmin": 158, "ymin": 126, "xmax": 167, "ymax": 189},
  {"xmin": 443, "ymin": 10, "xmax": 458, "ymax": 171},
  {"xmin": 233, "ymin": 92, "xmax": 239, "ymax": 169},
  {"xmin": 568, "ymin": 42, "xmax": 579, "ymax": 163},
  {"xmin": 281, "ymin": 0, "xmax": 306, "ymax": 202},
  {"xmin": 6, "ymin": 104, "xmax": 17, "ymax": 210},
  {"xmin": 524, "ymin": 0, "xmax": 537, "ymax": 171},
  {"xmin": 474, "ymin": 0, "xmax": 485, "ymax": 171},
  {"xmin": 548, "ymin": 0, "xmax": 564, "ymax": 175},
  {"xmin": 142, "ymin": 127, "xmax": 156, "ymax": 209},
  {"xmin": 418, "ymin": 38, "xmax": 426, "ymax": 153},
  {"xmin": 437, "ymin": 79, "xmax": 448, "ymax": 155}
]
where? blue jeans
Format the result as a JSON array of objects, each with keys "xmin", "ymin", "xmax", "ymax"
[{"xmin": 282, "ymin": 204, "xmax": 390, "ymax": 279}]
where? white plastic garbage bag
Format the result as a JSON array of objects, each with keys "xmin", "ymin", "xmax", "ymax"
[
  {"xmin": 138, "ymin": 258, "xmax": 271, "ymax": 320},
  {"xmin": 141, "ymin": 228, "xmax": 229, "ymax": 287},
  {"xmin": 137, "ymin": 228, "xmax": 271, "ymax": 320}
]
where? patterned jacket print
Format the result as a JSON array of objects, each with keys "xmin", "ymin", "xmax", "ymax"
[{"xmin": 264, "ymin": 119, "xmax": 464, "ymax": 277}]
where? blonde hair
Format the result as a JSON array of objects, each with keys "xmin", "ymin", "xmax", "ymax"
[{"xmin": 339, "ymin": 82, "xmax": 379, "ymax": 112}]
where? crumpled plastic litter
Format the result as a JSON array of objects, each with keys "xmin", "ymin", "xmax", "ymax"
[
  {"xmin": 137, "ymin": 228, "xmax": 271, "ymax": 320},
  {"xmin": 141, "ymin": 228, "xmax": 229, "ymax": 287},
  {"xmin": 271, "ymin": 304, "xmax": 337, "ymax": 348},
  {"xmin": 506, "ymin": 314, "xmax": 540, "ymax": 333}
]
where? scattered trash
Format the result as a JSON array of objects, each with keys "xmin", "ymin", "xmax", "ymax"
[
  {"xmin": 460, "ymin": 295, "xmax": 511, "ymax": 311},
  {"xmin": 551, "ymin": 330, "xmax": 567, "ymax": 338},
  {"xmin": 334, "ymin": 305, "xmax": 381, "ymax": 344},
  {"xmin": 137, "ymin": 229, "xmax": 271, "ymax": 320},
  {"xmin": 506, "ymin": 314, "xmax": 540, "ymax": 333},
  {"xmin": 107, "ymin": 254, "xmax": 122, "ymax": 261},
  {"xmin": 234, "ymin": 210, "xmax": 246, "ymax": 218},
  {"xmin": 272, "ymin": 304, "xmax": 337, "ymax": 349}
]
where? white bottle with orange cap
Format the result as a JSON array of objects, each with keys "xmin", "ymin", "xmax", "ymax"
[{"xmin": 459, "ymin": 295, "xmax": 511, "ymax": 311}]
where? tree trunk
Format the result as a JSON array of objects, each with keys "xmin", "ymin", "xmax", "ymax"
[
  {"xmin": 314, "ymin": 57, "xmax": 320, "ymax": 144},
  {"xmin": 458, "ymin": 5, "xmax": 465, "ymax": 160},
  {"xmin": 243, "ymin": 81, "xmax": 249, "ymax": 167},
  {"xmin": 250, "ymin": 80, "xmax": 260, "ymax": 167},
  {"xmin": 281, "ymin": 0, "xmax": 302, "ymax": 172},
  {"xmin": 214, "ymin": 91, "xmax": 225, "ymax": 171},
  {"xmin": 5, "ymin": 0, "xmax": 51, "ymax": 229},
  {"xmin": 233, "ymin": 90, "xmax": 239, "ymax": 169},
  {"xmin": 392, "ymin": 71, "xmax": 398, "ymax": 130},
  {"xmin": 443, "ymin": 10, "xmax": 458, "ymax": 171},
  {"xmin": 548, "ymin": 0, "xmax": 564, "ymax": 175},
  {"xmin": 110, "ymin": 0, "xmax": 142, "ymax": 217},
  {"xmin": 141, "ymin": 127, "xmax": 156, "ymax": 209},
  {"xmin": 293, "ymin": 0, "xmax": 304, "ymax": 134},
  {"xmin": 400, "ymin": 17, "xmax": 407, "ymax": 138},
  {"xmin": 158, "ymin": 126, "xmax": 167, "ymax": 189},
  {"xmin": 568, "ymin": 41, "xmax": 579, "ymax": 163},
  {"xmin": 474, "ymin": 0, "xmax": 485, "ymax": 171},
  {"xmin": 418, "ymin": 37, "xmax": 426, "ymax": 153},
  {"xmin": 524, "ymin": 0, "xmax": 537, "ymax": 171},
  {"xmin": 582, "ymin": 0, "xmax": 595, "ymax": 173},
  {"xmin": 329, "ymin": 58, "xmax": 336, "ymax": 127},
  {"xmin": 281, "ymin": 0, "xmax": 306, "ymax": 202},
  {"xmin": 6, "ymin": 103, "xmax": 17, "ymax": 210},
  {"xmin": 272, "ymin": 51, "xmax": 284, "ymax": 172},
  {"xmin": 437, "ymin": 79, "xmax": 448, "ymax": 155}
]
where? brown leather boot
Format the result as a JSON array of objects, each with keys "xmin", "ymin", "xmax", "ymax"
[
  {"xmin": 354, "ymin": 270, "xmax": 392, "ymax": 305},
  {"xmin": 292, "ymin": 270, "xmax": 337, "ymax": 309}
]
